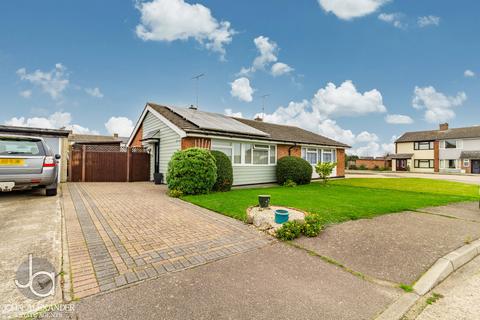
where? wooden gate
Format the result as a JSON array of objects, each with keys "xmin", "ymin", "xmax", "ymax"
[{"xmin": 69, "ymin": 145, "xmax": 150, "ymax": 182}]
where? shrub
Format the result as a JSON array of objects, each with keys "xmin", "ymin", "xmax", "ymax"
[
  {"xmin": 276, "ymin": 220, "xmax": 303, "ymax": 241},
  {"xmin": 373, "ymin": 165, "xmax": 380, "ymax": 171},
  {"xmin": 211, "ymin": 150, "xmax": 233, "ymax": 192},
  {"xmin": 358, "ymin": 164, "xmax": 367, "ymax": 170},
  {"xmin": 283, "ymin": 179, "xmax": 297, "ymax": 187},
  {"xmin": 315, "ymin": 162, "xmax": 337, "ymax": 184},
  {"xmin": 349, "ymin": 164, "xmax": 358, "ymax": 170},
  {"xmin": 168, "ymin": 189, "xmax": 183, "ymax": 198},
  {"xmin": 166, "ymin": 148, "xmax": 217, "ymax": 195},
  {"xmin": 301, "ymin": 215, "xmax": 322, "ymax": 237},
  {"xmin": 276, "ymin": 156, "xmax": 312, "ymax": 185}
]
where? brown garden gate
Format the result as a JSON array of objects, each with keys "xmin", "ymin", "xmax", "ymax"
[{"xmin": 69, "ymin": 145, "xmax": 150, "ymax": 182}]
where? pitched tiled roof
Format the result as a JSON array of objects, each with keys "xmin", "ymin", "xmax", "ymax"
[
  {"xmin": 147, "ymin": 103, "xmax": 349, "ymax": 148},
  {"xmin": 387, "ymin": 153, "xmax": 413, "ymax": 159},
  {"xmin": 460, "ymin": 151, "xmax": 480, "ymax": 159},
  {"xmin": 396, "ymin": 125, "xmax": 480, "ymax": 142}
]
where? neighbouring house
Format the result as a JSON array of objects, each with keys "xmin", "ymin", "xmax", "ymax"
[
  {"xmin": 127, "ymin": 103, "xmax": 349, "ymax": 185},
  {"xmin": 69, "ymin": 133, "xmax": 128, "ymax": 147},
  {"xmin": 0, "ymin": 124, "xmax": 71, "ymax": 182},
  {"xmin": 391, "ymin": 123, "xmax": 480, "ymax": 174},
  {"xmin": 355, "ymin": 157, "xmax": 392, "ymax": 170}
]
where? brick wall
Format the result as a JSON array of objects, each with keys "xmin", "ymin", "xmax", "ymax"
[
  {"xmin": 434, "ymin": 141, "xmax": 439, "ymax": 172},
  {"xmin": 181, "ymin": 137, "xmax": 211, "ymax": 150},
  {"xmin": 336, "ymin": 149, "xmax": 345, "ymax": 177},
  {"xmin": 277, "ymin": 145, "xmax": 301, "ymax": 159},
  {"xmin": 355, "ymin": 159, "xmax": 391, "ymax": 170},
  {"xmin": 130, "ymin": 125, "xmax": 143, "ymax": 147}
]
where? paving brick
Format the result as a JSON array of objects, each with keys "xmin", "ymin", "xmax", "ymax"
[{"xmin": 114, "ymin": 275, "xmax": 127, "ymax": 287}]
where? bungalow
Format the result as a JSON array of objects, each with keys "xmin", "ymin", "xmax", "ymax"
[{"xmin": 127, "ymin": 103, "xmax": 349, "ymax": 186}]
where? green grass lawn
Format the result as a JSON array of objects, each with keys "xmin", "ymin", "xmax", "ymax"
[{"xmin": 182, "ymin": 178, "xmax": 479, "ymax": 224}]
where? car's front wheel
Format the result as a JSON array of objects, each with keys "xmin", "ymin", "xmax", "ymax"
[{"xmin": 46, "ymin": 188, "xmax": 57, "ymax": 196}]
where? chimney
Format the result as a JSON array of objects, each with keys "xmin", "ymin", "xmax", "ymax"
[
  {"xmin": 189, "ymin": 104, "xmax": 198, "ymax": 110},
  {"xmin": 113, "ymin": 133, "xmax": 119, "ymax": 138},
  {"xmin": 439, "ymin": 123, "xmax": 449, "ymax": 131},
  {"xmin": 254, "ymin": 116, "xmax": 263, "ymax": 122}
]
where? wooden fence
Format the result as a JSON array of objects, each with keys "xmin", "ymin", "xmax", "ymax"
[{"xmin": 69, "ymin": 145, "xmax": 150, "ymax": 182}]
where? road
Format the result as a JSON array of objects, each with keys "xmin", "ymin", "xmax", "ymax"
[{"xmin": 346, "ymin": 170, "xmax": 480, "ymax": 185}]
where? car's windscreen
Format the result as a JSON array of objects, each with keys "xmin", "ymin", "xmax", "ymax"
[{"xmin": 0, "ymin": 139, "xmax": 45, "ymax": 156}]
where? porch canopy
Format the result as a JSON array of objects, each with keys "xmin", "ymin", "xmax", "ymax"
[
  {"xmin": 387, "ymin": 153, "xmax": 413, "ymax": 160},
  {"xmin": 460, "ymin": 151, "xmax": 480, "ymax": 159}
]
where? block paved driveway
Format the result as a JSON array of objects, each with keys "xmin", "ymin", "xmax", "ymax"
[{"xmin": 63, "ymin": 182, "xmax": 270, "ymax": 299}]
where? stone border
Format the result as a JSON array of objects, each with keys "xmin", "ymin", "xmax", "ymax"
[{"xmin": 376, "ymin": 239, "xmax": 480, "ymax": 320}]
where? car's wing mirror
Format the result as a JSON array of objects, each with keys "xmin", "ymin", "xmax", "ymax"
[{"xmin": 55, "ymin": 154, "xmax": 61, "ymax": 160}]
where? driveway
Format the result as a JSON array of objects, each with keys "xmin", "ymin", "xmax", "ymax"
[
  {"xmin": 63, "ymin": 183, "xmax": 271, "ymax": 299},
  {"xmin": 346, "ymin": 170, "xmax": 480, "ymax": 185},
  {"xmin": 0, "ymin": 189, "xmax": 62, "ymax": 319}
]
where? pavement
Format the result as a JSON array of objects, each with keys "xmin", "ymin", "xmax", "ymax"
[
  {"xmin": 296, "ymin": 202, "xmax": 480, "ymax": 285},
  {"xmin": 406, "ymin": 255, "xmax": 480, "ymax": 320},
  {"xmin": 0, "ymin": 188, "xmax": 62, "ymax": 319},
  {"xmin": 45, "ymin": 242, "xmax": 401, "ymax": 320},
  {"xmin": 62, "ymin": 183, "xmax": 271, "ymax": 299},
  {"xmin": 346, "ymin": 170, "xmax": 480, "ymax": 185}
]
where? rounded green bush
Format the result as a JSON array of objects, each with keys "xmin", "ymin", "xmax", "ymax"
[
  {"xmin": 276, "ymin": 220, "xmax": 303, "ymax": 241},
  {"xmin": 302, "ymin": 215, "xmax": 322, "ymax": 237},
  {"xmin": 210, "ymin": 150, "xmax": 233, "ymax": 192},
  {"xmin": 166, "ymin": 148, "xmax": 217, "ymax": 195},
  {"xmin": 276, "ymin": 156, "xmax": 312, "ymax": 185}
]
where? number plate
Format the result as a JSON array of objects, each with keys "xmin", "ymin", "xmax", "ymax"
[
  {"xmin": 0, "ymin": 182, "xmax": 15, "ymax": 192},
  {"xmin": 0, "ymin": 159, "xmax": 25, "ymax": 166}
]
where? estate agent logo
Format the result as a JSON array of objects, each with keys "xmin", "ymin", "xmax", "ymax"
[{"xmin": 14, "ymin": 254, "xmax": 56, "ymax": 300}]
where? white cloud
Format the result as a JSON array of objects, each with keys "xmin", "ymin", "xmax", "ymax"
[
  {"xmin": 413, "ymin": 86, "xmax": 466, "ymax": 123},
  {"xmin": 351, "ymin": 135, "xmax": 397, "ymax": 157},
  {"xmin": 318, "ymin": 0, "xmax": 390, "ymax": 20},
  {"xmin": 4, "ymin": 111, "xmax": 97, "ymax": 134},
  {"xmin": 135, "ymin": 0, "xmax": 235, "ymax": 58},
  {"xmin": 19, "ymin": 90, "xmax": 32, "ymax": 98},
  {"xmin": 230, "ymin": 77, "xmax": 254, "ymax": 102},
  {"xmin": 104, "ymin": 117, "xmax": 134, "ymax": 137},
  {"xmin": 271, "ymin": 62, "xmax": 294, "ymax": 77},
  {"xmin": 16, "ymin": 63, "xmax": 69, "ymax": 100},
  {"xmin": 356, "ymin": 131, "xmax": 379, "ymax": 143},
  {"xmin": 311, "ymin": 80, "xmax": 387, "ymax": 117},
  {"xmin": 378, "ymin": 12, "xmax": 405, "ymax": 29},
  {"xmin": 85, "ymin": 87, "xmax": 104, "ymax": 98},
  {"xmin": 464, "ymin": 69, "xmax": 475, "ymax": 78},
  {"xmin": 224, "ymin": 108, "xmax": 243, "ymax": 118},
  {"xmin": 417, "ymin": 15, "xmax": 440, "ymax": 27},
  {"xmin": 385, "ymin": 114, "xmax": 414, "ymax": 124}
]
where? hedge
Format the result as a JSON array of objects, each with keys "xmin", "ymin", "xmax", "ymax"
[
  {"xmin": 211, "ymin": 150, "xmax": 233, "ymax": 192},
  {"xmin": 166, "ymin": 148, "xmax": 217, "ymax": 195},
  {"xmin": 276, "ymin": 156, "xmax": 312, "ymax": 185}
]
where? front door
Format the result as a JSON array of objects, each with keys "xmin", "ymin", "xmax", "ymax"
[
  {"xmin": 396, "ymin": 159, "xmax": 407, "ymax": 171},
  {"xmin": 472, "ymin": 160, "xmax": 480, "ymax": 174},
  {"xmin": 153, "ymin": 142, "xmax": 160, "ymax": 174}
]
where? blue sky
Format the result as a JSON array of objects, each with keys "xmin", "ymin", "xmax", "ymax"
[{"xmin": 0, "ymin": 0, "xmax": 478, "ymax": 155}]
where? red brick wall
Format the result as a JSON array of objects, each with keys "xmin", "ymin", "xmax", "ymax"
[
  {"xmin": 181, "ymin": 137, "xmax": 211, "ymax": 150},
  {"xmin": 336, "ymin": 149, "xmax": 345, "ymax": 177},
  {"xmin": 277, "ymin": 145, "xmax": 301, "ymax": 159},
  {"xmin": 355, "ymin": 159, "xmax": 391, "ymax": 170},
  {"xmin": 434, "ymin": 141, "xmax": 439, "ymax": 172},
  {"xmin": 130, "ymin": 125, "xmax": 143, "ymax": 147}
]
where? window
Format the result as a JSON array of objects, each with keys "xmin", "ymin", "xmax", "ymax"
[
  {"xmin": 445, "ymin": 140, "xmax": 457, "ymax": 149},
  {"xmin": 323, "ymin": 150, "xmax": 333, "ymax": 163},
  {"xmin": 463, "ymin": 159, "xmax": 470, "ymax": 167},
  {"xmin": 233, "ymin": 143, "xmax": 241, "ymax": 164},
  {"xmin": 306, "ymin": 148, "xmax": 318, "ymax": 165},
  {"xmin": 0, "ymin": 138, "xmax": 45, "ymax": 156},
  {"xmin": 253, "ymin": 144, "xmax": 269, "ymax": 164},
  {"xmin": 414, "ymin": 141, "xmax": 434, "ymax": 150},
  {"xmin": 269, "ymin": 145, "xmax": 276, "ymax": 164},
  {"xmin": 244, "ymin": 144, "xmax": 252, "ymax": 164},
  {"xmin": 414, "ymin": 159, "xmax": 434, "ymax": 168},
  {"xmin": 211, "ymin": 141, "xmax": 233, "ymax": 161},
  {"xmin": 448, "ymin": 159, "xmax": 457, "ymax": 169}
]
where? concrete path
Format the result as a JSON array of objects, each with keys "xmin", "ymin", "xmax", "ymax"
[
  {"xmin": 346, "ymin": 170, "xmax": 480, "ymax": 185},
  {"xmin": 405, "ymin": 255, "xmax": 480, "ymax": 319},
  {"xmin": 0, "ymin": 189, "xmax": 62, "ymax": 319},
  {"xmin": 62, "ymin": 183, "xmax": 271, "ymax": 299},
  {"xmin": 295, "ymin": 202, "xmax": 480, "ymax": 285},
  {"xmin": 45, "ymin": 242, "xmax": 401, "ymax": 320}
]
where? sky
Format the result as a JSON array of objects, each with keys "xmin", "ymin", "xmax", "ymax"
[{"xmin": 0, "ymin": 0, "xmax": 479, "ymax": 156}]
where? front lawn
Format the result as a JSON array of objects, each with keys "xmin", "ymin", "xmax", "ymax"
[{"xmin": 182, "ymin": 178, "xmax": 478, "ymax": 224}]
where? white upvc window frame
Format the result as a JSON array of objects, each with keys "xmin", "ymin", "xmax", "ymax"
[
  {"xmin": 301, "ymin": 147, "xmax": 337, "ymax": 165},
  {"xmin": 212, "ymin": 140, "xmax": 276, "ymax": 166},
  {"xmin": 463, "ymin": 159, "xmax": 470, "ymax": 167}
]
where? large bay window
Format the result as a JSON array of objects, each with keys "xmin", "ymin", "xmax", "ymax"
[
  {"xmin": 211, "ymin": 140, "xmax": 276, "ymax": 166},
  {"xmin": 301, "ymin": 147, "xmax": 336, "ymax": 165}
]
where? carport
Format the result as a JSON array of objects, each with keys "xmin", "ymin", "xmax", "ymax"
[{"xmin": 0, "ymin": 125, "xmax": 70, "ymax": 182}]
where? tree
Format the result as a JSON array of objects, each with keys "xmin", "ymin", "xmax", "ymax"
[{"xmin": 315, "ymin": 162, "xmax": 337, "ymax": 184}]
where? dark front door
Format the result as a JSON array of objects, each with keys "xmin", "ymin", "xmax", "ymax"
[
  {"xmin": 472, "ymin": 160, "xmax": 480, "ymax": 174},
  {"xmin": 396, "ymin": 159, "xmax": 407, "ymax": 171}
]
